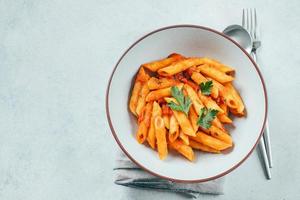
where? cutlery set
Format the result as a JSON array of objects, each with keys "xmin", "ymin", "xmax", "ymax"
[{"xmin": 224, "ymin": 8, "xmax": 272, "ymax": 179}]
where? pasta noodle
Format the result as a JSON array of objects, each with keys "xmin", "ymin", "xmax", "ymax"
[
  {"xmin": 188, "ymin": 106, "xmax": 199, "ymax": 132},
  {"xmin": 165, "ymin": 97, "xmax": 196, "ymax": 137},
  {"xmin": 128, "ymin": 53, "xmax": 245, "ymax": 162},
  {"xmin": 136, "ymin": 67, "xmax": 150, "ymax": 83},
  {"xmin": 224, "ymin": 83, "xmax": 245, "ymax": 115},
  {"xmin": 158, "ymin": 58, "xmax": 204, "ymax": 76},
  {"xmin": 189, "ymin": 140, "xmax": 220, "ymax": 153},
  {"xmin": 129, "ymin": 81, "xmax": 142, "ymax": 116},
  {"xmin": 148, "ymin": 77, "xmax": 178, "ymax": 90},
  {"xmin": 208, "ymin": 78, "xmax": 239, "ymax": 110},
  {"xmin": 179, "ymin": 130, "xmax": 190, "ymax": 145},
  {"xmin": 147, "ymin": 101, "xmax": 162, "ymax": 149},
  {"xmin": 169, "ymin": 140, "xmax": 194, "ymax": 161},
  {"xmin": 199, "ymin": 64, "xmax": 234, "ymax": 83},
  {"xmin": 184, "ymin": 84, "xmax": 204, "ymax": 114},
  {"xmin": 198, "ymin": 91, "xmax": 224, "ymax": 114},
  {"xmin": 146, "ymin": 83, "xmax": 183, "ymax": 102},
  {"xmin": 154, "ymin": 116, "xmax": 168, "ymax": 160},
  {"xmin": 201, "ymin": 57, "xmax": 234, "ymax": 74},
  {"xmin": 142, "ymin": 53, "xmax": 184, "ymax": 72},
  {"xmin": 135, "ymin": 83, "xmax": 150, "ymax": 116},
  {"xmin": 208, "ymin": 126, "xmax": 232, "ymax": 145},
  {"xmin": 168, "ymin": 115, "xmax": 180, "ymax": 142},
  {"xmin": 191, "ymin": 131, "xmax": 232, "ymax": 150},
  {"xmin": 191, "ymin": 72, "xmax": 219, "ymax": 98},
  {"xmin": 162, "ymin": 115, "xmax": 170, "ymax": 129},
  {"xmin": 136, "ymin": 102, "xmax": 153, "ymax": 143}
]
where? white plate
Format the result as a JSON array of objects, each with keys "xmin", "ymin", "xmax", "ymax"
[{"xmin": 106, "ymin": 25, "xmax": 267, "ymax": 182}]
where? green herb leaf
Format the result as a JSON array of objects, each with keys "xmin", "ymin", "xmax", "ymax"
[
  {"xmin": 197, "ymin": 107, "xmax": 219, "ymax": 129},
  {"xmin": 167, "ymin": 86, "xmax": 192, "ymax": 115},
  {"xmin": 167, "ymin": 101, "xmax": 182, "ymax": 112},
  {"xmin": 200, "ymin": 81, "xmax": 213, "ymax": 96}
]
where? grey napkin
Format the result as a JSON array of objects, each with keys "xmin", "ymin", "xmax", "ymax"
[{"xmin": 114, "ymin": 151, "xmax": 225, "ymax": 198}]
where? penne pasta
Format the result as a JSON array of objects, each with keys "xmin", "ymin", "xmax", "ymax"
[
  {"xmin": 143, "ymin": 102, "xmax": 153, "ymax": 127},
  {"xmin": 142, "ymin": 53, "xmax": 184, "ymax": 72},
  {"xmin": 201, "ymin": 57, "xmax": 235, "ymax": 74},
  {"xmin": 147, "ymin": 101, "xmax": 162, "ymax": 149},
  {"xmin": 163, "ymin": 114, "xmax": 170, "ymax": 129},
  {"xmin": 173, "ymin": 110, "xmax": 196, "ymax": 137},
  {"xmin": 184, "ymin": 84, "xmax": 204, "ymax": 114},
  {"xmin": 168, "ymin": 115, "xmax": 180, "ymax": 143},
  {"xmin": 158, "ymin": 58, "xmax": 204, "ymax": 76},
  {"xmin": 189, "ymin": 140, "xmax": 220, "ymax": 153},
  {"xmin": 129, "ymin": 81, "xmax": 142, "ymax": 116},
  {"xmin": 208, "ymin": 126, "xmax": 232, "ymax": 145},
  {"xmin": 198, "ymin": 92, "xmax": 224, "ymax": 114},
  {"xmin": 217, "ymin": 103, "xmax": 233, "ymax": 123},
  {"xmin": 169, "ymin": 115, "xmax": 179, "ymax": 135},
  {"xmin": 230, "ymin": 108, "xmax": 245, "ymax": 117},
  {"xmin": 136, "ymin": 102, "xmax": 153, "ymax": 143},
  {"xmin": 191, "ymin": 72, "xmax": 219, "ymax": 99},
  {"xmin": 191, "ymin": 71, "xmax": 207, "ymax": 83},
  {"xmin": 199, "ymin": 64, "xmax": 234, "ymax": 83},
  {"xmin": 208, "ymin": 77, "xmax": 225, "ymax": 91},
  {"xmin": 186, "ymin": 80, "xmax": 199, "ymax": 91},
  {"xmin": 218, "ymin": 114, "xmax": 232, "ymax": 124},
  {"xmin": 179, "ymin": 130, "xmax": 189, "ymax": 145},
  {"xmin": 147, "ymin": 77, "xmax": 178, "ymax": 90},
  {"xmin": 219, "ymin": 102, "xmax": 229, "ymax": 115},
  {"xmin": 129, "ymin": 53, "xmax": 245, "ymax": 162},
  {"xmin": 161, "ymin": 103, "xmax": 172, "ymax": 116},
  {"xmin": 135, "ymin": 83, "xmax": 150, "ymax": 116},
  {"xmin": 189, "ymin": 106, "xmax": 199, "ymax": 132},
  {"xmin": 191, "ymin": 131, "xmax": 232, "ymax": 150},
  {"xmin": 211, "ymin": 117, "xmax": 225, "ymax": 131},
  {"xmin": 187, "ymin": 66, "xmax": 201, "ymax": 75},
  {"xmin": 136, "ymin": 122, "xmax": 148, "ymax": 144},
  {"xmin": 146, "ymin": 83, "xmax": 183, "ymax": 102},
  {"xmin": 208, "ymin": 78, "xmax": 239, "ymax": 110},
  {"xmin": 154, "ymin": 116, "xmax": 168, "ymax": 160},
  {"xmin": 168, "ymin": 128, "xmax": 179, "ymax": 143},
  {"xmin": 146, "ymin": 87, "xmax": 171, "ymax": 102},
  {"xmin": 165, "ymin": 97, "xmax": 196, "ymax": 137},
  {"xmin": 169, "ymin": 139, "xmax": 194, "ymax": 161},
  {"xmin": 224, "ymin": 83, "xmax": 245, "ymax": 115},
  {"xmin": 136, "ymin": 67, "xmax": 150, "ymax": 83}
]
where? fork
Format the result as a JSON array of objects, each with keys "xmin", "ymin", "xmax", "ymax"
[{"xmin": 243, "ymin": 8, "xmax": 272, "ymax": 179}]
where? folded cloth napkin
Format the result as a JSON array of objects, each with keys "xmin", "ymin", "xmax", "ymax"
[{"xmin": 114, "ymin": 151, "xmax": 225, "ymax": 198}]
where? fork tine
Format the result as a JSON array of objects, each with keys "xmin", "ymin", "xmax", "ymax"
[
  {"xmin": 245, "ymin": 9, "xmax": 247, "ymax": 29},
  {"xmin": 242, "ymin": 9, "xmax": 245, "ymax": 27},
  {"xmin": 246, "ymin": 9, "xmax": 250, "ymax": 31},
  {"xmin": 254, "ymin": 8, "xmax": 257, "ymax": 39},
  {"xmin": 250, "ymin": 9, "xmax": 253, "ymax": 37},
  {"xmin": 250, "ymin": 8, "xmax": 253, "ymax": 37}
]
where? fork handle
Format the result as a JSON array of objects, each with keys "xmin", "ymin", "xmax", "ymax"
[
  {"xmin": 251, "ymin": 51, "xmax": 273, "ymax": 168},
  {"xmin": 264, "ymin": 119, "xmax": 273, "ymax": 167},
  {"xmin": 259, "ymin": 137, "xmax": 271, "ymax": 179}
]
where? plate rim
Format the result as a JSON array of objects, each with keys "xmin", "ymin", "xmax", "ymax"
[{"xmin": 105, "ymin": 24, "xmax": 268, "ymax": 183}]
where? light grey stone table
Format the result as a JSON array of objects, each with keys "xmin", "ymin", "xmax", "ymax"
[{"xmin": 0, "ymin": 0, "xmax": 299, "ymax": 199}]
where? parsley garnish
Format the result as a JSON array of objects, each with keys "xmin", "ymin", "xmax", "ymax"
[
  {"xmin": 167, "ymin": 86, "xmax": 192, "ymax": 116},
  {"xmin": 200, "ymin": 81, "xmax": 213, "ymax": 96},
  {"xmin": 197, "ymin": 107, "xmax": 219, "ymax": 129}
]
